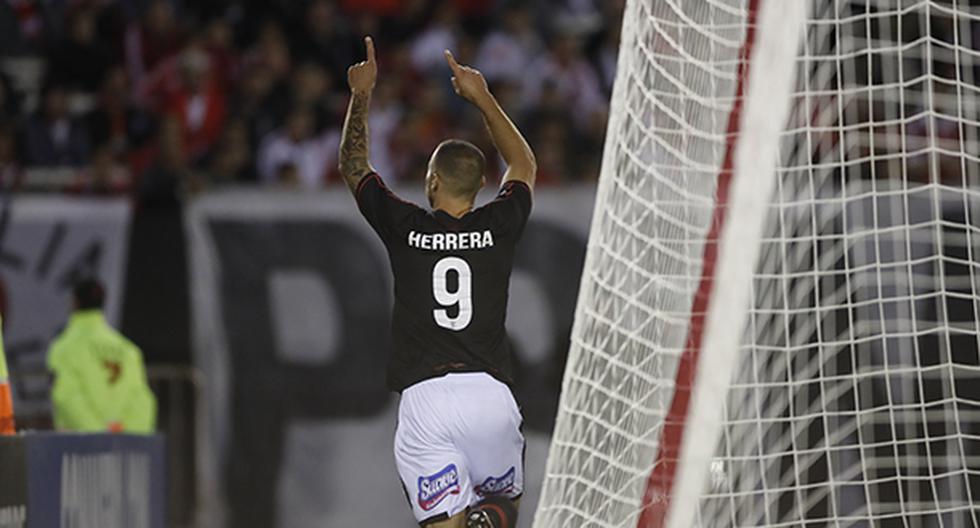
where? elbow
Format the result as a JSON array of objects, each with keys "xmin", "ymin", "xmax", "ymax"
[
  {"xmin": 524, "ymin": 146, "xmax": 537, "ymax": 173},
  {"xmin": 518, "ymin": 154, "xmax": 537, "ymax": 177}
]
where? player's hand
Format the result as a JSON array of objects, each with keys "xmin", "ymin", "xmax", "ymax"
[
  {"xmin": 347, "ymin": 36, "xmax": 377, "ymax": 94},
  {"xmin": 444, "ymin": 49, "xmax": 491, "ymax": 107}
]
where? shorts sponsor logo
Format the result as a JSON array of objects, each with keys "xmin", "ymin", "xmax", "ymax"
[
  {"xmin": 474, "ymin": 467, "xmax": 516, "ymax": 497},
  {"xmin": 417, "ymin": 464, "xmax": 460, "ymax": 511}
]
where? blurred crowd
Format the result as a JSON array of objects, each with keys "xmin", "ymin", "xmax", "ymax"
[{"xmin": 0, "ymin": 0, "xmax": 624, "ymax": 198}]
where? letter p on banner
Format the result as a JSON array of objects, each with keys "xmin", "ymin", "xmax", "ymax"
[{"xmin": 0, "ymin": 316, "xmax": 15, "ymax": 435}]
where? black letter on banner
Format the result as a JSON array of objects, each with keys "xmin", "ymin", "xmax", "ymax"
[
  {"xmin": 209, "ymin": 219, "xmax": 389, "ymax": 528},
  {"xmin": 57, "ymin": 240, "xmax": 103, "ymax": 288}
]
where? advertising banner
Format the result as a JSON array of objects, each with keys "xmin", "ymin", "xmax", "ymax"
[
  {"xmin": 186, "ymin": 185, "xmax": 595, "ymax": 527},
  {"xmin": 0, "ymin": 433, "xmax": 165, "ymax": 528},
  {"xmin": 0, "ymin": 197, "xmax": 131, "ymax": 420},
  {"xmin": 0, "ymin": 436, "xmax": 27, "ymax": 528}
]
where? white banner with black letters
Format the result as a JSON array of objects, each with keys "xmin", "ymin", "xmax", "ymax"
[
  {"xmin": 186, "ymin": 185, "xmax": 595, "ymax": 528},
  {"xmin": 0, "ymin": 196, "xmax": 131, "ymax": 419}
]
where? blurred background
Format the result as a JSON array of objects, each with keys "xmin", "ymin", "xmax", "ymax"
[{"xmin": 0, "ymin": 0, "xmax": 623, "ymax": 526}]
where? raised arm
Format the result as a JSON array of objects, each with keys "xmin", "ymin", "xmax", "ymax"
[
  {"xmin": 339, "ymin": 36, "xmax": 378, "ymax": 193},
  {"xmin": 444, "ymin": 50, "xmax": 537, "ymax": 191}
]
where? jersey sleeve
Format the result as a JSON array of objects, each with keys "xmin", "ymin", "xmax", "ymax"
[
  {"xmin": 355, "ymin": 173, "xmax": 424, "ymax": 242},
  {"xmin": 120, "ymin": 342, "xmax": 157, "ymax": 434},
  {"xmin": 48, "ymin": 341, "xmax": 105, "ymax": 432},
  {"xmin": 487, "ymin": 180, "xmax": 533, "ymax": 235}
]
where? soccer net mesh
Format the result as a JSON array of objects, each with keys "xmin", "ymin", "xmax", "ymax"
[{"xmin": 535, "ymin": 1, "xmax": 980, "ymax": 527}]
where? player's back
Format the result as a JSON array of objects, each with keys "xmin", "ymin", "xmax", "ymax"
[{"xmin": 355, "ymin": 173, "xmax": 532, "ymax": 391}]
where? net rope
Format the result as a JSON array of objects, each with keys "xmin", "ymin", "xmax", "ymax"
[{"xmin": 536, "ymin": 1, "xmax": 980, "ymax": 526}]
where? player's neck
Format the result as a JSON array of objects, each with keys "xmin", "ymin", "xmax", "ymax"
[{"xmin": 433, "ymin": 197, "xmax": 473, "ymax": 219}]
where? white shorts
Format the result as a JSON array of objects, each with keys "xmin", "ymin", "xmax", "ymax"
[{"xmin": 394, "ymin": 372, "xmax": 525, "ymax": 525}]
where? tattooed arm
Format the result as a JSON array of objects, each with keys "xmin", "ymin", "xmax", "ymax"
[
  {"xmin": 339, "ymin": 36, "xmax": 378, "ymax": 192},
  {"xmin": 339, "ymin": 91, "xmax": 375, "ymax": 192}
]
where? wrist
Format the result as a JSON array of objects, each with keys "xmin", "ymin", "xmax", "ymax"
[
  {"xmin": 473, "ymin": 92, "xmax": 496, "ymax": 112},
  {"xmin": 351, "ymin": 88, "xmax": 373, "ymax": 97}
]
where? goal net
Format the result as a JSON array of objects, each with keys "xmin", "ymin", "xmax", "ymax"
[{"xmin": 535, "ymin": 1, "xmax": 980, "ymax": 527}]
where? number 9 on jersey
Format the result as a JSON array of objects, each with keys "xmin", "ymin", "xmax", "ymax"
[{"xmin": 432, "ymin": 256, "xmax": 472, "ymax": 331}]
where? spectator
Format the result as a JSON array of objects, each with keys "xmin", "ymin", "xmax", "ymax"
[
  {"xmin": 20, "ymin": 83, "xmax": 91, "ymax": 167},
  {"xmin": 202, "ymin": 16, "xmax": 240, "ymax": 92},
  {"xmin": 451, "ymin": 0, "xmax": 495, "ymax": 19},
  {"xmin": 373, "ymin": 0, "xmax": 431, "ymax": 42},
  {"xmin": 290, "ymin": 0, "xmax": 358, "ymax": 83},
  {"xmin": 246, "ymin": 20, "xmax": 293, "ymax": 84},
  {"xmin": 475, "ymin": 3, "xmax": 542, "ymax": 87},
  {"xmin": 523, "ymin": 31, "xmax": 605, "ymax": 132},
  {"xmin": 410, "ymin": 0, "xmax": 460, "ymax": 73},
  {"xmin": 390, "ymin": 112, "xmax": 440, "ymax": 183},
  {"xmin": 419, "ymin": 76, "xmax": 453, "ymax": 133},
  {"xmin": 47, "ymin": 277, "xmax": 157, "ymax": 434},
  {"xmin": 143, "ymin": 43, "xmax": 228, "ymax": 164},
  {"xmin": 166, "ymin": 45, "xmax": 227, "ymax": 163},
  {"xmin": 275, "ymin": 162, "xmax": 300, "ymax": 186},
  {"xmin": 125, "ymin": 0, "xmax": 181, "ymax": 89},
  {"xmin": 2, "ymin": 0, "xmax": 619, "ymax": 188},
  {"xmin": 545, "ymin": 0, "xmax": 603, "ymax": 36},
  {"xmin": 235, "ymin": 21, "xmax": 294, "ymax": 142},
  {"xmin": 208, "ymin": 119, "xmax": 256, "ymax": 184},
  {"xmin": 230, "ymin": 62, "xmax": 282, "ymax": 148},
  {"xmin": 367, "ymin": 81, "xmax": 405, "ymax": 181},
  {"xmin": 523, "ymin": 79, "xmax": 577, "ymax": 184},
  {"xmin": 139, "ymin": 116, "xmax": 195, "ymax": 206},
  {"xmin": 257, "ymin": 108, "xmax": 338, "ymax": 189},
  {"xmin": 0, "ymin": 73, "xmax": 21, "ymax": 120},
  {"xmin": 289, "ymin": 62, "xmax": 336, "ymax": 132},
  {"xmin": 0, "ymin": 0, "xmax": 46, "ymax": 53},
  {"xmin": 389, "ymin": 78, "xmax": 451, "ymax": 182},
  {"xmin": 532, "ymin": 115, "xmax": 573, "ymax": 185},
  {"xmin": 86, "ymin": 66, "xmax": 156, "ymax": 159},
  {"xmin": 46, "ymin": 7, "xmax": 115, "ymax": 93}
]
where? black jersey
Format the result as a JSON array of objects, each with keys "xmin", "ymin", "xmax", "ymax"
[{"xmin": 355, "ymin": 172, "xmax": 532, "ymax": 392}]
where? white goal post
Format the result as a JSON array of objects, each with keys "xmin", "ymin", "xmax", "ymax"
[{"xmin": 535, "ymin": 1, "xmax": 980, "ymax": 527}]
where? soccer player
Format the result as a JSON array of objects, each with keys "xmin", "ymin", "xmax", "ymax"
[{"xmin": 339, "ymin": 37, "xmax": 535, "ymax": 528}]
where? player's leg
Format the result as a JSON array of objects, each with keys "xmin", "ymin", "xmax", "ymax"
[
  {"xmin": 455, "ymin": 374, "xmax": 526, "ymax": 522},
  {"xmin": 395, "ymin": 380, "xmax": 478, "ymax": 526},
  {"xmin": 424, "ymin": 511, "xmax": 466, "ymax": 528},
  {"xmin": 465, "ymin": 495, "xmax": 519, "ymax": 528}
]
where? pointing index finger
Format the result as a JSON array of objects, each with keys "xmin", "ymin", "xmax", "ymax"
[
  {"xmin": 444, "ymin": 49, "xmax": 460, "ymax": 72},
  {"xmin": 365, "ymin": 36, "xmax": 376, "ymax": 63}
]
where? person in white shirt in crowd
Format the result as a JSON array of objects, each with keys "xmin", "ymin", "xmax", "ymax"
[
  {"xmin": 410, "ymin": 1, "xmax": 460, "ymax": 73},
  {"xmin": 522, "ymin": 29, "xmax": 605, "ymax": 132},
  {"xmin": 257, "ymin": 108, "xmax": 338, "ymax": 189},
  {"xmin": 474, "ymin": 4, "xmax": 543, "ymax": 88}
]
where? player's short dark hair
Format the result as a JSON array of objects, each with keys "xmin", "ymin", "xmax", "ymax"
[
  {"xmin": 431, "ymin": 139, "xmax": 486, "ymax": 199},
  {"xmin": 73, "ymin": 277, "xmax": 106, "ymax": 310}
]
